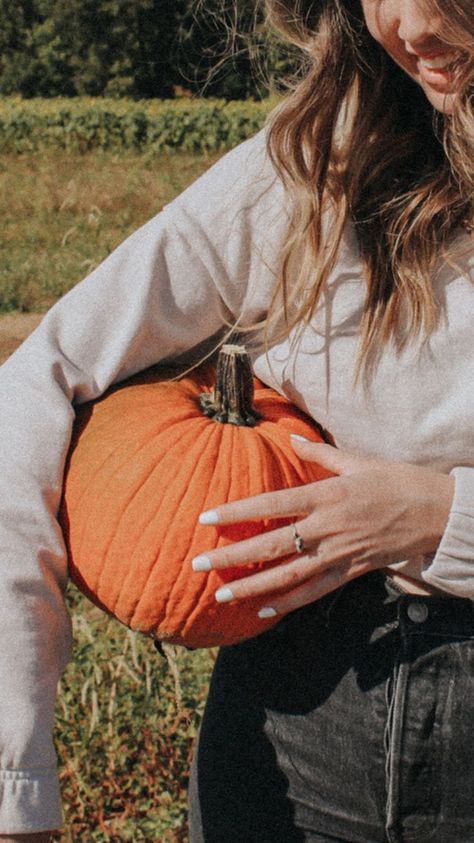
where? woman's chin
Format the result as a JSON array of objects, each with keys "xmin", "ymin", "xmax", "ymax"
[
  {"xmin": 410, "ymin": 71, "xmax": 456, "ymax": 113},
  {"xmin": 422, "ymin": 84, "xmax": 457, "ymax": 114}
]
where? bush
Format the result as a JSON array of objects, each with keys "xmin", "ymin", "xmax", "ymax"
[{"xmin": 0, "ymin": 96, "xmax": 274, "ymax": 154}]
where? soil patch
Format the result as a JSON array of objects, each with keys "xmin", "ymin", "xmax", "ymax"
[{"xmin": 0, "ymin": 313, "xmax": 44, "ymax": 364}]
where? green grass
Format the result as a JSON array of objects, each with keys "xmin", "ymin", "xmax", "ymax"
[
  {"xmin": 0, "ymin": 149, "xmax": 223, "ymax": 312},
  {"xmin": 53, "ymin": 586, "xmax": 214, "ymax": 842}
]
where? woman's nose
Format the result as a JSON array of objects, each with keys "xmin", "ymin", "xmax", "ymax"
[{"xmin": 396, "ymin": 0, "xmax": 440, "ymax": 49}]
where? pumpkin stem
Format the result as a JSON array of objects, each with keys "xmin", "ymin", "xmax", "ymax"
[{"xmin": 200, "ymin": 344, "xmax": 262, "ymax": 427}]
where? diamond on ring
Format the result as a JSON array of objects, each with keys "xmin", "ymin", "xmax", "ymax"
[{"xmin": 292, "ymin": 523, "xmax": 305, "ymax": 554}]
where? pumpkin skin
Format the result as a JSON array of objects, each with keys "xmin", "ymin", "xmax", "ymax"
[{"xmin": 60, "ymin": 360, "xmax": 331, "ymax": 648}]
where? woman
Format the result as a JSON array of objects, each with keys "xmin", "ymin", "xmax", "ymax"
[
  {"xmin": 0, "ymin": 1, "xmax": 472, "ymax": 841},
  {"xmin": 187, "ymin": 2, "xmax": 474, "ymax": 841}
]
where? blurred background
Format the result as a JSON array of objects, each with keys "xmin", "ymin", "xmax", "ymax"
[{"xmin": 0, "ymin": 0, "xmax": 297, "ymax": 100}]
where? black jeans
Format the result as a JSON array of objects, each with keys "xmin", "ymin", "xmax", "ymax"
[{"xmin": 188, "ymin": 572, "xmax": 474, "ymax": 843}]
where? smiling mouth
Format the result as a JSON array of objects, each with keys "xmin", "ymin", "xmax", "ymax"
[
  {"xmin": 414, "ymin": 53, "xmax": 458, "ymax": 92},
  {"xmin": 418, "ymin": 54, "xmax": 454, "ymax": 73}
]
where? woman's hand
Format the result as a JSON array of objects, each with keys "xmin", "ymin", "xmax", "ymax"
[{"xmin": 192, "ymin": 438, "xmax": 455, "ymax": 616}]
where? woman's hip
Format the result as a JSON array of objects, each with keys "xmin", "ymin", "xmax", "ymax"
[{"xmin": 188, "ymin": 572, "xmax": 474, "ymax": 843}]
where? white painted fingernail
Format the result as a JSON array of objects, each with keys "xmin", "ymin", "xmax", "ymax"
[
  {"xmin": 192, "ymin": 555, "xmax": 212, "ymax": 572},
  {"xmin": 215, "ymin": 586, "xmax": 234, "ymax": 603},
  {"xmin": 199, "ymin": 510, "xmax": 220, "ymax": 525},
  {"xmin": 258, "ymin": 607, "xmax": 278, "ymax": 619},
  {"xmin": 291, "ymin": 434, "xmax": 310, "ymax": 442}
]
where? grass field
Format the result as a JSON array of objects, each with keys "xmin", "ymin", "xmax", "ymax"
[
  {"xmin": 0, "ymin": 148, "xmax": 222, "ymax": 312},
  {"xmin": 0, "ymin": 148, "xmax": 225, "ymax": 841},
  {"xmin": 52, "ymin": 587, "xmax": 214, "ymax": 842}
]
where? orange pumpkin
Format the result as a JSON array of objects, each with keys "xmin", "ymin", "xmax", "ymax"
[{"xmin": 60, "ymin": 345, "xmax": 331, "ymax": 648}]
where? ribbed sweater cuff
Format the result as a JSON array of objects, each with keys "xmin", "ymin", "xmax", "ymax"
[{"xmin": 0, "ymin": 768, "xmax": 62, "ymax": 834}]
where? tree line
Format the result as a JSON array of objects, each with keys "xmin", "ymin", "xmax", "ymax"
[{"xmin": 0, "ymin": 0, "xmax": 296, "ymax": 100}]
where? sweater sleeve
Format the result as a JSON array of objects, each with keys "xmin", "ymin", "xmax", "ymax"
[
  {"xmin": 0, "ymin": 131, "xmax": 281, "ymax": 833},
  {"xmin": 422, "ymin": 467, "xmax": 474, "ymax": 598}
]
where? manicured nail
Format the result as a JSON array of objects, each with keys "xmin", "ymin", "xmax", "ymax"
[
  {"xmin": 192, "ymin": 555, "xmax": 212, "ymax": 572},
  {"xmin": 291, "ymin": 434, "xmax": 310, "ymax": 442},
  {"xmin": 199, "ymin": 510, "xmax": 220, "ymax": 525},
  {"xmin": 215, "ymin": 586, "xmax": 234, "ymax": 603},
  {"xmin": 258, "ymin": 607, "xmax": 278, "ymax": 619}
]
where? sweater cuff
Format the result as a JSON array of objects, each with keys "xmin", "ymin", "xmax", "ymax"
[
  {"xmin": 422, "ymin": 466, "xmax": 474, "ymax": 599},
  {"xmin": 0, "ymin": 769, "xmax": 62, "ymax": 834}
]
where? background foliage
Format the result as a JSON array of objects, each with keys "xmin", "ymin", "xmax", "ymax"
[
  {"xmin": 0, "ymin": 96, "xmax": 273, "ymax": 153},
  {"xmin": 0, "ymin": 0, "xmax": 298, "ymax": 100}
]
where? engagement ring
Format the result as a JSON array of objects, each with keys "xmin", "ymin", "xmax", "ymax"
[{"xmin": 292, "ymin": 523, "xmax": 305, "ymax": 554}]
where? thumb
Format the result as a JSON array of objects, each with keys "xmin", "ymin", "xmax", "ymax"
[{"xmin": 290, "ymin": 435, "xmax": 373, "ymax": 476}]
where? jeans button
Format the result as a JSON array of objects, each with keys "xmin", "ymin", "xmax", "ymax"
[{"xmin": 407, "ymin": 602, "xmax": 429, "ymax": 623}]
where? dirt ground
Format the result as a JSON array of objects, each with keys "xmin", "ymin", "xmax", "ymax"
[{"xmin": 0, "ymin": 313, "xmax": 44, "ymax": 364}]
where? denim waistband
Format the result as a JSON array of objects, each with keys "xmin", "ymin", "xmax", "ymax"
[{"xmin": 371, "ymin": 572, "xmax": 474, "ymax": 638}]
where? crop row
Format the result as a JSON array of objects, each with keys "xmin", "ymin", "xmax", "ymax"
[{"xmin": 0, "ymin": 97, "xmax": 274, "ymax": 153}]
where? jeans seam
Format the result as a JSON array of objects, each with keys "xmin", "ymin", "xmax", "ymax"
[{"xmin": 385, "ymin": 651, "xmax": 409, "ymax": 843}]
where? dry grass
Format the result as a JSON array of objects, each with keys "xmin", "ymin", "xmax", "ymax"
[
  {"xmin": 0, "ymin": 149, "xmax": 222, "ymax": 312},
  {"xmin": 51, "ymin": 587, "xmax": 215, "ymax": 842},
  {"xmin": 0, "ymin": 311, "xmax": 43, "ymax": 362}
]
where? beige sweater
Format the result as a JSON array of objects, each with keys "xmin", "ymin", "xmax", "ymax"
[{"xmin": 0, "ymin": 130, "xmax": 473, "ymax": 832}]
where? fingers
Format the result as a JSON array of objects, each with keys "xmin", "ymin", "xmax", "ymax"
[
  {"xmin": 198, "ymin": 488, "xmax": 310, "ymax": 526},
  {"xmin": 192, "ymin": 520, "xmax": 314, "ymax": 571},
  {"xmin": 212, "ymin": 550, "xmax": 326, "ymax": 603},
  {"xmin": 197, "ymin": 443, "xmax": 386, "ymax": 528},
  {"xmin": 255, "ymin": 559, "xmax": 372, "ymax": 617},
  {"xmin": 290, "ymin": 437, "xmax": 384, "ymax": 476},
  {"xmin": 191, "ymin": 440, "xmax": 397, "ymax": 619},
  {"xmin": 199, "ymin": 476, "xmax": 340, "ymax": 526},
  {"xmin": 210, "ymin": 554, "xmax": 370, "ymax": 615}
]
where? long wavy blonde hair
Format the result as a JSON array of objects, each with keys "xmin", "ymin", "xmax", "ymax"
[{"xmin": 260, "ymin": 0, "xmax": 474, "ymax": 371}]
